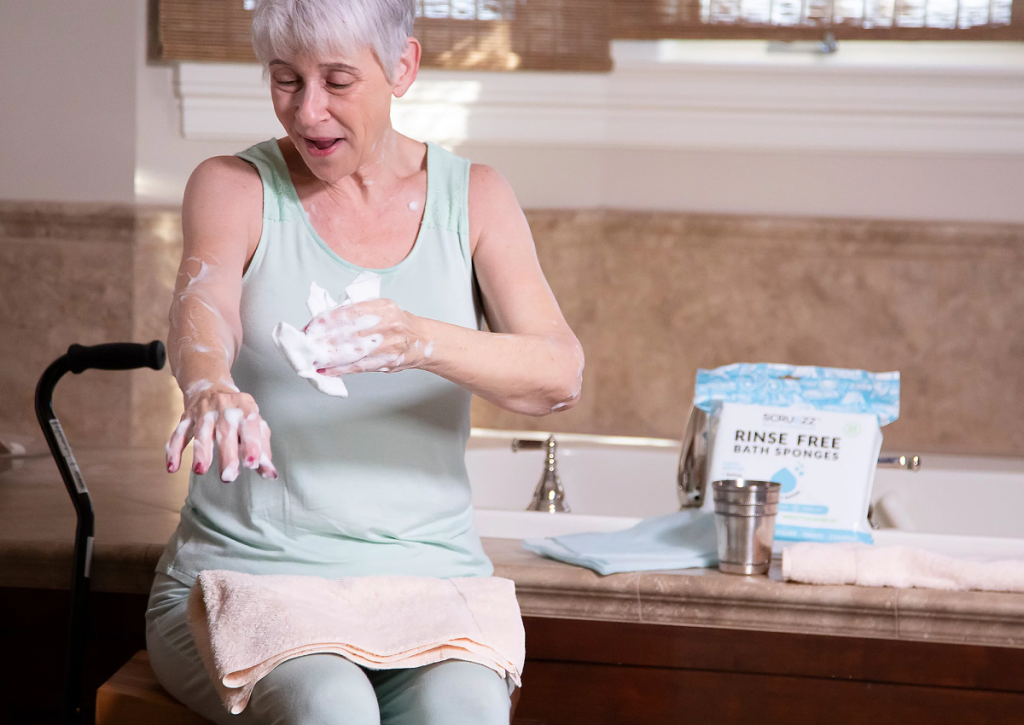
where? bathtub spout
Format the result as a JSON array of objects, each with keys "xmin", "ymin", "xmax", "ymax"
[
  {"xmin": 514, "ymin": 435, "xmax": 570, "ymax": 514},
  {"xmin": 678, "ymin": 407, "xmax": 709, "ymax": 510}
]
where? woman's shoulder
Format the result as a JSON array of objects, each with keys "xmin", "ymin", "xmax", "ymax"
[
  {"xmin": 468, "ymin": 163, "xmax": 513, "ymax": 199},
  {"xmin": 189, "ymin": 154, "xmax": 263, "ymax": 187},
  {"xmin": 467, "ymin": 163, "xmax": 522, "ymax": 256},
  {"xmin": 184, "ymin": 155, "xmax": 263, "ymax": 214},
  {"xmin": 182, "ymin": 155, "xmax": 264, "ymax": 261}
]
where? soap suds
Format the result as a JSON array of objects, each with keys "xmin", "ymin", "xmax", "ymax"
[
  {"xmin": 165, "ymin": 419, "xmax": 193, "ymax": 467},
  {"xmin": 408, "ymin": 201, "xmax": 419, "ymax": 211},
  {"xmin": 169, "ymin": 255, "xmax": 235, "ymax": 373},
  {"xmin": 216, "ymin": 408, "xmax": 245, "ymax": 482},
  {"xmin": 198, "ymin": 411, "xmax": 218, "ymax": 437},
  {"xmin": 423, "ymin": 340, "xmax": 434, "ymax": 358},
  {"xmin": 184, "ymin": 379, "xmax": 212, "ymax": 401},
  {"xmin": 193, "ymin": 411, "xmax": 219, "ymax": 474},
  {"xmin": 272, "ymin": 272, "xmax": 383, "ymax": 397}
]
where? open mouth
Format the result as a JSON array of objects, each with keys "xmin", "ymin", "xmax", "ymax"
[{"xmin": 303, "ymin": 137, "xmax": 344, "ymax": 156}]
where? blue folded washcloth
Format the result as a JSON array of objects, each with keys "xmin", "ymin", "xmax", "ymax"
[{"xmin": 522, "ymin": 510, "xmax": 719, "ymax": 576}]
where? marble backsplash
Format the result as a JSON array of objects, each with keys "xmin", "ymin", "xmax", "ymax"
[
  {"xmin": 475, "ymin": 211, "xmax": 1024, "ymax": 456},
  {"xmin": 0, "ymin": 202, "xmax": 180, "ymax": 449},
  {"xmin": 2, "ymin": 202, "xmax": 1022, "ymax": 456}
]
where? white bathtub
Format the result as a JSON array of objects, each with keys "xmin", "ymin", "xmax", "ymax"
[{"xmin": 467, "ymin": 429, "xmax": 1024, "ymax": 560}]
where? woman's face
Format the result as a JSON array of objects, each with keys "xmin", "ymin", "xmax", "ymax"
[{"xmin": 268, "ymin": 41, "xmax": 417, "ymax": 183}]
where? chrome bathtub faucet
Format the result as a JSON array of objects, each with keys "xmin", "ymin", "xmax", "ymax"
[
  {"xmin": 511, "ymin": 435, "xmax": 570, "ymax": 513},
  {"xmin": 677, "ymin": 407, "xmax": 709, "ymax": 510},
  {"xmin": 868, "ymin": 455, "xmax": 923, "ymax": 529},
  {"xmin": 877, "ymin": 455, "xmax": 922, "ymax": 472}
]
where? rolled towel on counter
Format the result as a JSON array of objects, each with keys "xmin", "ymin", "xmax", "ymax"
[
  {"xmin": 782, "ymin": 543, "xmax": 1024, "ymax": 593},
  {"xmin": 187, "ymin": 570, "xmax": 525, "ymax": 715}
]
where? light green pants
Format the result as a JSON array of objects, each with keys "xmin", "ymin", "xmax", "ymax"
[{"xmin": 145, "ymin": 573, "xmax": 513, "ymax": 725}]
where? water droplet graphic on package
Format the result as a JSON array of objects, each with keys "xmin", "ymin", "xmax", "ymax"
[{"xmin": 771, "ymin": 467, "xmax": 798, "ymax": 494}]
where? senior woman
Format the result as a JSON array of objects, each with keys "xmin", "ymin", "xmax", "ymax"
[{"xmin": 146, "ymin": 0, "xmax": 582, "ymax": 723}]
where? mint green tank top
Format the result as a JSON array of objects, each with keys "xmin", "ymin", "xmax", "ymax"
[{"xmin": 156, "ymin": 139, "xmax": 493, "ymax": 587}]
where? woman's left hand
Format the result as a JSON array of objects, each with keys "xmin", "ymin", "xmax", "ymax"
[{"xmin": 303, "ymin": 298, "xmax": 427, "ymax": 376}]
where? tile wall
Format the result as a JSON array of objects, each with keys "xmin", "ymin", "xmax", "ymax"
[{"xmin": 2, "ymin": 203, "xmax": 1022, "ymax": 456}]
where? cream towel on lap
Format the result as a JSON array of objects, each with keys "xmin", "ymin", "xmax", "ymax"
[
  {"xmin": 187, "ymin": 571, "xmax": 525, "ymax": 715},
  {"xmin": 782, "ymin": 543, "xmax": 1024, "ymax": 592}
]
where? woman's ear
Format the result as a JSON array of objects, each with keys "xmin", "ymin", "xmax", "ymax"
[{"xmin": 391, "ymin": 37, "xmax": 421, "ymax": 98}]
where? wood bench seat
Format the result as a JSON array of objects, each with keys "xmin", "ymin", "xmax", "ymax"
[{"xmin": 95, "ymin": 650, "xmax": 213, "ymax": 725}]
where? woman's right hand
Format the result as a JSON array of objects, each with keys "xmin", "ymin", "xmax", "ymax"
[{"xmin": 165, "ymin": 382, "xmax": 278, "ymax": 482}]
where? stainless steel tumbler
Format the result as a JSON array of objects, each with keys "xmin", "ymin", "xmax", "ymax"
[{"xmin": 712, "ymin": 479, "xmax": 781, "ymax": 575}]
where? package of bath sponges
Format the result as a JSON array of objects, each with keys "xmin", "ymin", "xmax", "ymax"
[{"xmin": 694, "ymin": 363, "xmax": 900, "ymax": 545}]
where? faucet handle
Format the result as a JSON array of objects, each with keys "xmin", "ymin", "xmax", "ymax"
[
  {"xmin": 511, "ymin": 437, "xmax": 545, "ymax": 453},
  {"xmin": 877, "ymin": 455, "xmax": 922, "ymax": 471}
]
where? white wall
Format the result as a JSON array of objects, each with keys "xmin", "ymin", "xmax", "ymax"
[
  {"xmin": 454, "ymin": 144, "xmax": 1024, "ymax": 223},
  {"xmin": 134, "ymin": 0, "xmax": 276, "ymax": 204},
  {"xmin": 148, "ymin": 39, "xmax": 1024, "ymax": 223},
  {"xmin": 4, "ymin": 0, "xmax": 1024, "ymax": 224},
  {"xmin": 0, "ymin": 0, "xmax": 137, "ymax": 203}
]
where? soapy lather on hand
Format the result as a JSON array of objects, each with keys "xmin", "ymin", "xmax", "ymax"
[
  {"xmin": 273, "ymin": 271, "xmax": 422, "ymax": 396},
  {"xmin": 165, "ymin": 255, "xmax": 277, "ymax": 483}
]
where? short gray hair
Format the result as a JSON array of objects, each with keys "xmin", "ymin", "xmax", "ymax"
[{"xmin": 252, "ymin": 0, "xmax": 416, "ymax": 82}]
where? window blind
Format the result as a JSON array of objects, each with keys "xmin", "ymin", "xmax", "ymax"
[
  {"xmin": 611, "ymin": 0, "xmax": 1024, "ymax": 41},
  {"xmin": 156, "ymin": 0, "xmax": 1024, "ymax": 71},
  {"xmin": 157, "ymin": 0, "xmax": 612, "ymax": 71}
]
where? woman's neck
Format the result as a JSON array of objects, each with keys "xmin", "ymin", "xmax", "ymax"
[{"xmin": 280, "ymin": 128, "xmax": 423, "ymax": 206}]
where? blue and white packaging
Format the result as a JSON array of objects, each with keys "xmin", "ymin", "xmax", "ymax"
[{"xmin": 694, "ymin": 364, "xmax": 900, "ymax": 545}]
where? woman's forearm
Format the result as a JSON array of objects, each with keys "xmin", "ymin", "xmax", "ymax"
[
  {"xmin": 168, "ymin": 300, "xmax": 237, "ymax": 401},
  {"xmin": 414, "ymin": 316, "xmax": 583, "ymax": 416},
  {"xmin": 167, "ymin": 259, "xmax": 242, "ymax": 404}
]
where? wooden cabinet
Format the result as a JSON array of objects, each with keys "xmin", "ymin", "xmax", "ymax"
[
  {"xmin": 3, "ymin": 587, "xmax": 1022, "ymax": 725},
  {"xmin": 515, "ymin": 618, "xmax": 1024, "ymax": 725}
]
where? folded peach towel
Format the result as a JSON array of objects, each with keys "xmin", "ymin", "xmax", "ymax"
[
  {"xmin": 187, "ymin": 570, "xmax": 525, "ymax": 714},
  {"xmin": 782, "ymin": 543, "xmax": 1024, "ymax": 593}
]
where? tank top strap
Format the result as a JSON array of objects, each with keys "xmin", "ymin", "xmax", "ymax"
[
  {"xmin": 234, "ymin": 139, "xmax": 297, "ymax": 224},
  {"xmin": 421, "ymin": 141, "xmax": 472, "ymax": 266}
]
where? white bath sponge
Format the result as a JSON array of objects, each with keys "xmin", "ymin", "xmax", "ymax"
[{"xmin": 271, "ymin": 271, "xmax": 382, "ymax": 397}]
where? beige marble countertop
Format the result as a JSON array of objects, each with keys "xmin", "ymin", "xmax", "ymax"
[{"xmin": 2, "ymin": 447, "xmax": 1023, "ymax": 650}]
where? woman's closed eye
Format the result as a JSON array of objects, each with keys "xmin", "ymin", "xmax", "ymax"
[{"xmin": 326, "ymin": 75, "xmax": 355, "ymax": 90}]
